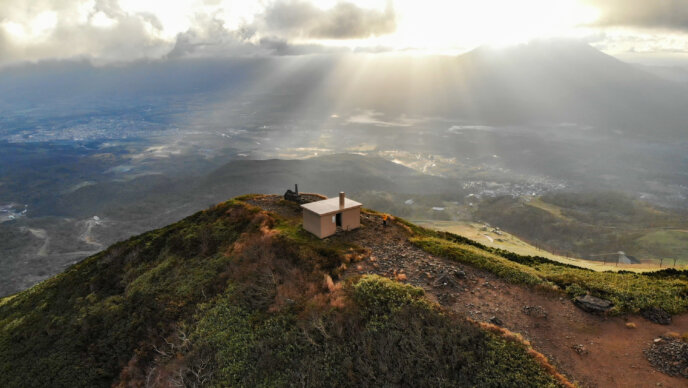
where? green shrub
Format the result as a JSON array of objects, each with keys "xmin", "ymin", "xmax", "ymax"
[
  {"xmin": 0, "ymin": 199, "xmax": 569, "ymax": 387},
  {"xmin": 188, "ymin": 275, "xmax": 562, "ymax": 388},
  {"xmin": 407, "ymin": 225, "xmax": 688, "ymax": 314},
  {"xmin": 411, "ymin": 237, "xmax": 546, "ymax": 286}
]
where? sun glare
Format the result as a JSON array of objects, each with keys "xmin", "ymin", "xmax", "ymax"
[
  {"xmin": 311, "ymin": 0, "xmax": 600, "ymax": 54},
  {"xmin": 0, "ymin": 0, "xmax": 603, "ymax": 57},
  {"xmin": 109, "ymin": 0, "xmax": 600, "ymax": 54},
  {"xmin": 383, "ymin": 0, "xmax": 599, "ymax": 52}
]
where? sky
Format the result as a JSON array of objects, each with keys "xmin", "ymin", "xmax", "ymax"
[{"xmin": 1, "ymin": 0, "xmax": 688, "ymax": 66}]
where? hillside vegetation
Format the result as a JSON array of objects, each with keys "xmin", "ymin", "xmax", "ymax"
[
  {"xmin": 399, "ymin": 218, "xmax": 688, "ymax": 315},
  {"xmin": 0, "ymin": 197, "xmax": 566, "ymax": 387},
  {"xmin": 475, "ymin": 193, "xmax": 688, "ymax": 265}
]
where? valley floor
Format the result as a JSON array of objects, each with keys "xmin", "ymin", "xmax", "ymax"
[{"xmin": 250, "ymin": 195, "xmax": 688, "ymax": 388}]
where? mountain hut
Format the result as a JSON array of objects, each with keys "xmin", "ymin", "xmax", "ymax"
[{"xmin": 301, "ymin": 192, "xmax": 361, "ymax": 238}]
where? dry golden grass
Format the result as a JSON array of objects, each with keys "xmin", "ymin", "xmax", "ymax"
[{"xmin": 664, "ymin": 331, "xmax": 680, "ymax": 339}]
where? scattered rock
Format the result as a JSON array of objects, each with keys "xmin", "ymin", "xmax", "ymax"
[
  {"xmin": 454, "ymin": 270, "xmax": 466, "ymax": 279},
  {"xmin": 433, "ymin": 273, "xmax": 459, "ymax": 288},
  {"xmin": 437, "ymin": 293, "xmax": 455, "ymax": 306},
  {"xmin": 642, "ymin": 307, "xmax": 672, "ymax": 325},
  {"xmin": 522, "ymin": 305, "xmax": 548, "ymax": 319},
  {"xmin": 573, "ymin": 294, "xmax": 613, "ymax": 314},
  {"xmin": 572, "ymin": 344, "xmax": 588, "ymax": 356},
  {"xmin": 489, "ymin": 316, "xmax": 503, "ymax": 326},
  {"xmin": 645, "ymin": 338, "xmax": 688, "ymax": 379}
]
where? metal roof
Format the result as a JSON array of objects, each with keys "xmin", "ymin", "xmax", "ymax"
[{"xmin": 301, "ymin": 197, "xmax": 362, "ymax": 216}]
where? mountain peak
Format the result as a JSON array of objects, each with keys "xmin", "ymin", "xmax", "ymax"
[{"xmin": 1, "ymin": 194, "xmax": 686, "ymax": 387}]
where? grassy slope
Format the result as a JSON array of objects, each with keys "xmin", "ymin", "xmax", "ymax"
[
  {"xmin": 412, "ymin": 219, "xmax": 656, "ymax": 272},
  {"xmin": 398, "ymin": 218, "xmax": 688, "ymax": 314},
  {"xmin": 635, "ymin": 230, "xmax": 688, "ymax": 265},
  {"xmin": 475, "ymin": 194, "xmax": 688, "ymax": 266},
  {"xmin": 0, "ymin": 197, "xmax": 563, "ymax": 388}
]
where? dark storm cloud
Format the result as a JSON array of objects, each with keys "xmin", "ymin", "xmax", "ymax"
[
  {"xmin": 261, "ymin": 0, "xmax": 396, "ymax": 39},
  {"xmin": 587, "ymin": 0, "xmax": 688, "ymax": 31}
]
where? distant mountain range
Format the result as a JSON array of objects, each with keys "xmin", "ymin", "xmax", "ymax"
[
  {"xmin": 3, "ymin": 40, "xmax": 686, "ymax": 138},
  {"xmin": 2, "ymin": 40, "xmax": 687, "ymax": 296}
]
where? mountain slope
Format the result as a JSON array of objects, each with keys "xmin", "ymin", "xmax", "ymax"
[
  {"xmin": 4, "ymin": 41, "xmax": 687, "ymax": 140},
  {"xmin": 0, "ymin": 196, "xmax": 567, "ymax": 387},
  {"xmin": 323, "ymin": 41, "xmax": 688, "ymax": 135},
  {"xmin": 0, "ymin": 153, "xmax": 454, "ymax": 298},
  {"xmin": 3, "ymin": 194, "xmax": 687, "ymax": 386}
]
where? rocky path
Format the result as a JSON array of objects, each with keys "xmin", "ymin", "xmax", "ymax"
[{"xmin": 253, "ymin": 196, "xmax": 688, "ymax": 387}]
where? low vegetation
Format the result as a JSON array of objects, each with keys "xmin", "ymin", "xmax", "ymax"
[
  {"xmin": 0, "ymin": 197, "xmax": 565, "ymax": 387},
  {"xmin": 475, "ymin": 194, "xmax": 688, "ymax": 266},
  {"xmin": 399, "ymin": 217, "xmax": 688, "ymax": 314}
]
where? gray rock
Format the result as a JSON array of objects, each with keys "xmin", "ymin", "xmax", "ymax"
[
  {"xmin": 645, "ymin": 338, "xmax": 688, "ymax": 378},
  {"xmin": 571, "ymin": 344, "xmax": 588, "ymax": 355},
  {"xmin": 573, "ymin": 294, "xmax": 613, "ymax": 314},
  {"xmin": 642, "ymin": 307, "xmax": 672, "ymax": 325},
  {"xmin": 489, "ymin": 316, "xmax": 503, "ymax": 326},
  {"xmin": 522, "ymin": 305, "xmax": 548, "ymax": 319},
  {"xmin": 434, "ymin": 273, "xmax": 459, "ymax": 288}
]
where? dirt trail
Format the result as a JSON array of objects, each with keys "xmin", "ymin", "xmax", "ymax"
[
  {"xmin": 79, "ymin": 218, "xmax": 103, "ymax": 248},
  {"xmin": 22, "ymin": 227, "xmax": 50, "ymax": 257},
  {"xmin": 251, "ymin": 196, "xmax": 688, "ymax": 388}
]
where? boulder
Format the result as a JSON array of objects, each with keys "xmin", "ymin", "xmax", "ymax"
[
  {"xmin": 573, "ymin": 294, "xmax": 613, "ymax": 314},
  {"xmin": 642, "ymin": 307, "xmax": 672, "ymax": 325}
]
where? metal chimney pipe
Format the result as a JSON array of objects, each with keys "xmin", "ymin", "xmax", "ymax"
[
  {"xmin": 339, "ymin": 192, "xmax": 345, "ymax": 207},
  {"xmin": 295, "ymin": 184, "xmax": 298, "ymax": 195}
]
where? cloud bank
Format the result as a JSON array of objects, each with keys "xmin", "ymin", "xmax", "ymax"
[
  {"xmin": 0, "ymin": 0, "xmax": 171, "ymax": 64},
  {"xmin": 261, "ymin": 0, "xmax": 395, "ymax": 39},
  {"xmin": 586, "ymin": 0, "xmax": 688, "ymax": 31},
  {"xmin": 1, "ymin": 0, "xmax": 688, "ymax": 67},
  {"xmin": 0, "ymin": 0, "xmax": 397, "ymax": 66}
]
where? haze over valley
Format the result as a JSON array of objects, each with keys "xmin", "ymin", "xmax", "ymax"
[
  {"xmin": 4, "ymin": 2, "xmax": 688, "ymax": 387},
  {"xmin": 1, "ymin": 41, "xmax": 688, "ymax": 295}
]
